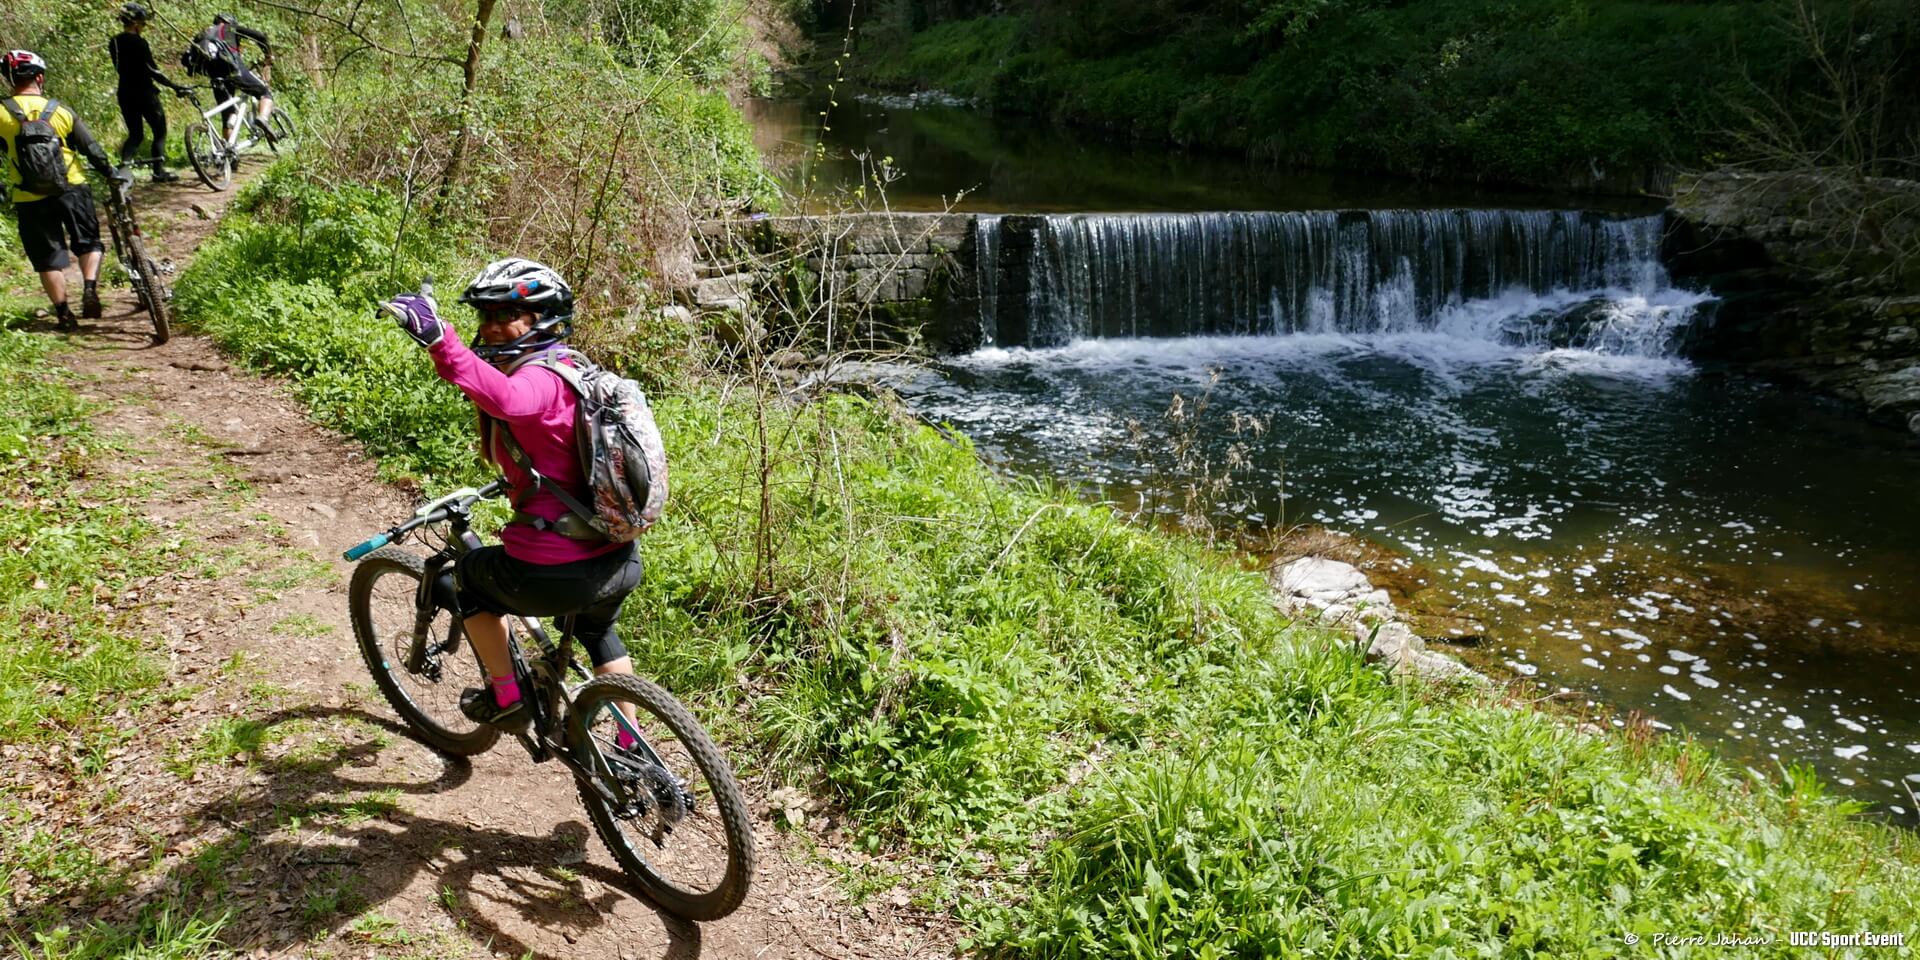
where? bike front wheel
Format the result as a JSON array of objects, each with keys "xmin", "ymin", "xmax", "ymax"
[
  {"xmin": 184, "ymin": 121, "xmax": 229, "ymax": 191},
  {"xmin": 121, "ymin": 232, "xmax": 170, "ymax": 343},
  {"xmin": 348, "ymin": 547, "xmax": 499, "ymax": 756},
  {"xmin": 568, "ymin": 674, "xmax": 754, "ymax": 921}
]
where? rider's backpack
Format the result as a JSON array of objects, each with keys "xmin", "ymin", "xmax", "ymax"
[
  {"xmin": 181, "ymin": 34, "xmax": 234, "ymax": 78},
  {"xmin": 2, "ymin": 98, "xmax": 70, "ymax": 197},
  {"xmin": 497, "ymin": 347, "xmax": 669, "ymax": 542}
]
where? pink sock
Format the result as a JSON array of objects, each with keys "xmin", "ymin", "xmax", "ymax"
[
  {"xmin": 490, "ymin": 675, "xmax": 521, "ymax": 708},
  {"xmin": 615, "ymin": 727, "xmax": 638, "ymax": 750}
]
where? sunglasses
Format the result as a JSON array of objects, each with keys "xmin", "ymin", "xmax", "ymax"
[{"xmin": 475, "ymin": 305, "xmax": 533, "ymax": 325}]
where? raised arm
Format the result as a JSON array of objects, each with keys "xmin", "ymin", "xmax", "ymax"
[
  {"xmin": 429, "ymin": 334, "xmax": 563, "ymax": 423},
  {"xmin": 64, "ymin": 111, "xmax": 118, "ymax": 179},
  {"xmin": 236, "ymin": 24, "xmax": 271, "ymax": 58}
]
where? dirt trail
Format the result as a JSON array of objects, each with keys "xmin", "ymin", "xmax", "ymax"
[{"xmin": 22, "ymin": 173, "xmax": 956, "ymax": 959}]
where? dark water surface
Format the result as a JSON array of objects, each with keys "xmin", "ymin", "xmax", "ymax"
[
  {"xmin": 743, "ymin": 93, "xmax": 1661, "ymax": 215},
  {"xmin": 747, "ymin": 93, "xmax": 1920, "ymax": 817}
]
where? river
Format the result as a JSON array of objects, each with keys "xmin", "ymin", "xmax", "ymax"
[{"xmin": 746, "ymin": 92, "xmax": 1920, "ymax": 819}]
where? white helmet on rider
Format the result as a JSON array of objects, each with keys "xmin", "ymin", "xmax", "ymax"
[
  {"xmin": 459, "ymin": 258, "xmax": 575, "ymax": 363},
  {"xmin": 4, "ymin": 50, "xmax": 48, "ymax": 86}
]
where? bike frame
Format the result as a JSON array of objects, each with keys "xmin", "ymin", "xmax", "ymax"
[
  {"xmin": 197, "ymin": 90, "xmax": 264, "ymax": 155},
  {"xmin": 101, "ymin": 177, "xmax": 168, "ymax": 339},
  {"xmin": 102, "ymin": 180, "xmax": 140, "ymax": 261},
  {"xmin": 368, "ymin": 486, "xmax": 662, "ymax": 809}
]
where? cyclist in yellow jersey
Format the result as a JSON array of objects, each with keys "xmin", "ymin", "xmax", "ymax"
[{"xmin": 1, "ymin": 51, "xmax": 129, "ymax": 329}]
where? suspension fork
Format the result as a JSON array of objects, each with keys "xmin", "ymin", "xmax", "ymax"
[{"xmin": 408, "ymin": 549, "xmax": 462, "ymax": 673}]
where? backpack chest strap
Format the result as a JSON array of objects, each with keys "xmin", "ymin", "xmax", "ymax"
[
  {"xmin": 491, "ymin": 417, "xmax": 604, "ymax": 538},
  {"xmin": 508, "ymin": 509, "xmax": 606, "ymax": 541}
]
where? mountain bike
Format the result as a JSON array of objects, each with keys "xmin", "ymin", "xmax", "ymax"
[
  {"xmin": 181, "ymin": 85, "xmax": 296, "ymax": 191},
  {"xmin": 102, "ymin": 171, "xmax": 171, "ymax": 344},
  {"xmin": 343, "ymin": 482, "xmax": 753, "ymax": 921}
]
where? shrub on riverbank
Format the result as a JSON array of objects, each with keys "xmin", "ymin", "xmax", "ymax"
[
  {"xmin": 846, "ymin": 0, "xmax": 1920, "ymax": 192},
  {"xmin": 176, "ymin": 167, "xmax": 1920, "ymax": 953}
]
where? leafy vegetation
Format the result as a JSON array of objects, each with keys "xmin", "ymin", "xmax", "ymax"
[
  {"xmin": 172, "ymin": 161, "xmax": 1920, "ymax": 953},
  {"xmin": 844, "ymin": 0, "xmax": 1920, "ymax": 190},
  {"xmin": 9, "ymin": 0, "xmax": 1920, "ymax": 950}
]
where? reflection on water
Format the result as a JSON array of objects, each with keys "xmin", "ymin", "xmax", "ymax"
[
  {"xmin": 879, "ymin": 334, "xmax": 1920, "ymax": 815},
  {"xmin": 743, "ymin": 94, "xmax": 1663, "ymax": 215}
]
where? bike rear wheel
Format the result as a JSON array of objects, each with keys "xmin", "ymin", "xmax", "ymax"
[
  {"xmin": 264, "ymin": 107, "xmax": 295, "ymax": 153},
  {"xmin": 348, "ymin": 547, "xmax": 498, "ymax": 756},
  {"xmin": 568, "ymin": 674, "xmax": 753, "ymax": 921},
  {"xmin": 184, "ymin": 121, "xmax": 230, "ymax": 191},
  {"xmin": 121, "ymin": 232, "xmax": 170, "ymax": 344}
]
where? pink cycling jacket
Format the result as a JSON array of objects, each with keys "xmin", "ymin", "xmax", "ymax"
[{"xmin": 430, "ymin": 335, "xmax": 624, "ymax": 565}]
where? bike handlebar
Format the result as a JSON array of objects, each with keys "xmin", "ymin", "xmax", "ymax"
[{"xmin": 341, "ymin": 479, "xmax": 506, "ymax": 560}]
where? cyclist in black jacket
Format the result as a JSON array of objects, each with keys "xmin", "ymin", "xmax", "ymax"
[
  {"xmin": 187, "ymin": 13, "xmax": 274, "ymax": 138},
  {"xmin": 107, "ymin": 3, "xmax": 188, "ymax": 182}
]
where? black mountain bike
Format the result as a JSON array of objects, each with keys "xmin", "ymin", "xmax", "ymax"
[
  {"xmin": 344, "ymin": 482, "xmax": 753, "ymax": 920},
  {"xmin": 102, "ymin": 173, "xmax": 170, "ymax": 343}
]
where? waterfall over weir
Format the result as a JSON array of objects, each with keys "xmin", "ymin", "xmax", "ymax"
[{"xmin": 969, "ymin": 210, "xmax": 1701, "ymax": 355}]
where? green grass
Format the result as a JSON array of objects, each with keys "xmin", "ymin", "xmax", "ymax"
[
  {"xmin": 172, "ymin": 173, "xmax": 1920, "ymax": 955},
  {"xmin": 269, "ymin": 612, "xmax": 335, "ymax": 638},
  {"xmin": 164, "ymin": 717, "xmax": 272, "ymax": 778},
  {"xmin": 13, "ymin": 908, "xmax": 232, "ymax": 960},
  {"xmin": 0, "ymin": 326, "xmax": 176, "ymax": 748},
  {"xmin": 344, "ymin": 912, "xmax": 413, "ymax": 947}
]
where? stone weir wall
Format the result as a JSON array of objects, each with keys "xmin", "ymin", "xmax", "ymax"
[
  {"xmin": 689, "ymin": 213, "xmax": 989, "ymax": 352},
  {"xmin": 1667, "ymin": 171, "xmax": 1920, "ymax": 434}
]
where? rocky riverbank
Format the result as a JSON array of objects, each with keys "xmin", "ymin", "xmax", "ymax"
[
  {"xmin": 1667, "ymin": 171, "xmax": 1920, "ymax": 434},
  {"xmin": 1266, "ymin": 540, "xmax": 1488, "ymax": 687}
]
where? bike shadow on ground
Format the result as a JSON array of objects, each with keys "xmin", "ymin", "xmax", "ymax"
[
  {"xmin": 83, "ymin": 704, "xmax": 701, "ymax": 959},
  {"xmin": 7, "ymin": 306, "xmax": 168, "ymax": 349}
]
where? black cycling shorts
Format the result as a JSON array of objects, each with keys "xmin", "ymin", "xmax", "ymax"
[
  {"xmin": 214, "ymin": 68, "xmax": 269, "ymax": 102},
  {"xmin": 455, "ymin": 543, "xmax": 642, "ymax": 667},
  {"xmin": 14, "ymin": 186, "xmax": 103, "ymax": 273}
]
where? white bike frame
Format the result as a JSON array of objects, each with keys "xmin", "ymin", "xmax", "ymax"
[{"xmin": 198, "ymin": 90, "xmax": 265, "ymax": 158}]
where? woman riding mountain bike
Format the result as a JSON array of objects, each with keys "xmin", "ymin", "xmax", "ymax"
[
  {"xmin": 381, "ymin": 259, "xmax": 646, "ymax": 739},
  {"xmin": 367, "ymin": 262, "xmax": 751, "ymax": 919}
]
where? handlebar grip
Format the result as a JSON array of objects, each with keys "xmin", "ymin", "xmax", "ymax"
[{"xmin": 343, "ymin": 533, "xmax": 390, "ymax": 561}]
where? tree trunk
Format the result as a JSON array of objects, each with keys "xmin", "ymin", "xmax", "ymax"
[{"xmin": 434, "ymin": 0, "xmax": 499, "ymax": 215}]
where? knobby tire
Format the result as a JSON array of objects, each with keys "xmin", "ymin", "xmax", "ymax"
[
  {"xmin": 184, "ymin": 121, "xmax": 229, "ymax": 191},
  {"xmin": 568, "ymin": 674, "xmax": 754, "ymax": 921},
  {"xmin": 348, "ymin": 546, "xmax": 499, "ymax": 756},
  {"xmin": 122, "ymin": 232, "xmax": 170, "ymax": 343},
  {"xmin": 264, "ymin": 108, "xmax": 295, "ymax": 154}
]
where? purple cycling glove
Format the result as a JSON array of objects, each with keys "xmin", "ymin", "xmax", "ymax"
[{"xmin": 382, "ymin": 292, "xmax": 447, "ymax": 347}]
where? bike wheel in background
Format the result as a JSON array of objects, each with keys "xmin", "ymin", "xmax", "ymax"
[
  {"xmin": 568, "ymin": 674, "xmax": 754, "ymax": 921},
  {"xmin": 264, "ymin": 107, "xmax": 295, "ymax": 153},
  {"xmin": 348, "ymin": 546, "xmax": 499, "ymax": 756},
  {"xmin": 184, "ymin": 122, "xmax": 229, "ymax": 191},
  {"xmin": 123, "ymin": 233, "xmax": 170, "ymax": 343}
]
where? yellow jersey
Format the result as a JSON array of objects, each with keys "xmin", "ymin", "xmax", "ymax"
[{"xmin": 0, "ymin": 95, "xmax": 105, "ymax": 203}]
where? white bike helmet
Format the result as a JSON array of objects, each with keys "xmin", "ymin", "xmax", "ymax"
[
  {"xmin": 459, "ymin": 258, "xmax": 575, "ymax": 362},
  {"xmin": 4, "ymin": 50, "xmax": 48, "ymax": 85}
]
